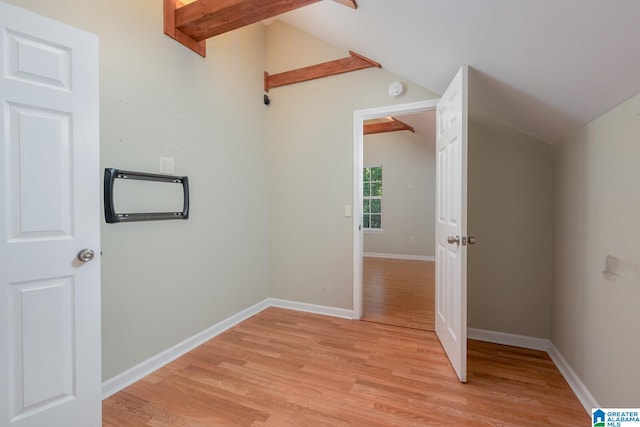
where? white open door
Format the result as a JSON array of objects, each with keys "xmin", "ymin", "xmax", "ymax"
[
  {"xmin": 0, "ymin": 2, "xmax": 101, "ymax": 426},
  {"xmin": 435, "ymin": 66, "xmax": 468, "ymax": 382}
]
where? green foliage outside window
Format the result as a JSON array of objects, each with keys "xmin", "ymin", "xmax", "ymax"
[{"xmin": 363, "ymin": 166, "xmax": 382, "ymax": 229}]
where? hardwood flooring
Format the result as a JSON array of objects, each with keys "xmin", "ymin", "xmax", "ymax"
[
  {"xmin": 363, "ymin": 257, "xmax": 434, "ymax": 331},
  {"xmin": 103, "ymin": 307, "xmax": 588, "ymax": 426}
]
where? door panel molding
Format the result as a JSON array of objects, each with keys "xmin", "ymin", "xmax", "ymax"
[{"xmin": 0, "ymin": 3, "xmax": 101, "ymax": 426}]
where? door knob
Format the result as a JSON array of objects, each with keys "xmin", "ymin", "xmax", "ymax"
[
  {"xmin": 467, "ymin": 236, "xmax": 476, "ymax": 245},
  {"xmin": 447, "ymin": 235, "xmax": 460, "ymax": 244},
  {"xmin": 77, "ymin": 248, "xmax": 95, "ymax": 262}
]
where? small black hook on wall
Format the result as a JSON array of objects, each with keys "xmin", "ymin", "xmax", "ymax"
[{"xmin": 264, "ymin": 94, "xmax": 271, "ymax": 106}]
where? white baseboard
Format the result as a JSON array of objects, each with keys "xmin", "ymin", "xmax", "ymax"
[
  {"xmin": 102, "ymin": 298, "xmax": 354, "ymax": 398},
  {"xmin": 363, "ymin": 252, "xmax": 435, "ymax": 261},
  {"xmin": 101, "ymin": 298, "xmax": 270, "ymax": 399},
  {"xmin": 548, "ymin": 343, "xmax": 599, "ymax": 413},
  {"xmin": 267, "ymin": 298, "xmax": 355, "ymax": 319},
  {"xmin": 467, "ymin": 327, "xmax": 595, "ymax": 415},
  {"xmin": 467, "ymin": 327, "xmax": 550, "ymax": 351}
]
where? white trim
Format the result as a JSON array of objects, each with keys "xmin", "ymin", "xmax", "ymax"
[
  {"xmin": 101, "ymin": 299, "xmax": 270, "ymax": 399},
  {"xmin": 353, "ymin": 107, "xmax": 364, "ymax": 319},
  {"xmin": 353, "ymin": 99, "xmax": 440, "ymax": 319},
  {"xmin": 355, "ymin": 99, "xmax": 441, "ymax": 120},
  {"xmin": 267, "ymin": 298, "xmax": 355, "ymax": 319},
  {"xmin": 363, "ymin": 252, "xmax": 435, "ymax": 262},
  {"xmin": 467, "ymin": 327, "xmax": 550, "ymax": 351},
  {"xmin": 548, "ymin": 343, "xmax": 599, "ymax": 414}
]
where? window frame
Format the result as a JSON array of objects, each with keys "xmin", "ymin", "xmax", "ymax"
[{"xmin": 363, "ymin": 164, "xmax": 383, "ymax": 232}]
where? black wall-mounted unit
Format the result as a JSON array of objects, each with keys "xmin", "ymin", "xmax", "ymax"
[{"xmin": 104, "ymin": 168, "xmax": 189, "ymax": 223}]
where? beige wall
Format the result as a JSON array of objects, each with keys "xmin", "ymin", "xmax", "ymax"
[
  {"xmin": 7, "ymin": 0, "xmax": 271, "ymax": 380},
  {"xmin": 468, "ymin": 113, "xmax": 553, "ymax": 338},
  {"xmin": 266, "ymin": 21, "xmax": 438, "ymax": 308},
  {"xmin": 552, "ymin": 92, "xmax": 640, "ymax": 406},
  {"xmin": 363, "ymin": 130, "xmax": 436, "ymax": 257}
]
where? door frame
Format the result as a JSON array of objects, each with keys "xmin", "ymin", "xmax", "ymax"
[{"xmin": 352, "ymin": 99, "xmax": 440, "ymax": 319}]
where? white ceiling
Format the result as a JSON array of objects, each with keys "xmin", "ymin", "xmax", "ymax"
[{"xmin": 279, "ymin": 0, "xmax": 640, "ymax": 143}]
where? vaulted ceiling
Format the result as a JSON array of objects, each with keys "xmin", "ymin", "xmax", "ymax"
[{"xmin": 278, "ymin": 0, "xmax": 640, "ymax": 143}]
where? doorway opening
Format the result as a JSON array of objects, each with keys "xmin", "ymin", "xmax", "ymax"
[{"xmin": 352, "ymin": 100, "xmax": 439, "ymax": 330}]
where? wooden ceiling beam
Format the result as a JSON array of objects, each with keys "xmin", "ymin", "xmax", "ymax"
[
  {"xmin": 165, "ymin": 0, "xmax": 359, "ymax": 56},
  {"xmin": 175, "ymin": 0, "xmax": 321, "ymax": 42},
  {"xmin": 264, "ymin": 51, "xmax": 380, "ymax": 92},
  {"xmin": 333, "ymin": 0, "xmax": 357, "ymax": 9},
  {"xmin": 364, "ymin": 117, "xmax": 415, "ymax": 135},
  {"xmin": 164, "ymin": 0, "xmax": 207, "ymax": 57}
]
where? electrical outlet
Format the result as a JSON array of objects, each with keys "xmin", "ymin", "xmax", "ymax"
[{"xmin": 159, "ymin": 156, "xmax": 175, "ymax": 174}]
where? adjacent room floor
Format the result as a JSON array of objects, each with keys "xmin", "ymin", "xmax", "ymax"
[
  {"xmin": 103, "ymin": 307, "xmax": 589, "ymax": 426},
  {"xmin": 362, "ymin": 257, "xmax": 434, "ymax": 331}
]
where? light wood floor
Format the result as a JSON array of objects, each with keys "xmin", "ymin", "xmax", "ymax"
[
  {"xmin": 363, "ymin": 257, "xmax": 434, "ymax": 331},
  {"xmin": 103, "ymin": 308, "xmax": 588, "ymax": 426}
]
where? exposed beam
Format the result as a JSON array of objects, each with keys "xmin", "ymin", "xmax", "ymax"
[
  {"xmin": 364, "ymin": 118, "xmax": 415, "ymax": 135},
  {"xmin": 264, "ymin": 51, "xmax": 381, "ymax": 92},
  {"xmin": 164, "ymin": 0, "xmax": 207, "ymax": 57},
  {"xmin": 175, "ymin": 0, "xmax": 321, "ymax": 41},
  {"xmin": 333, "ymin": 0, "xmax": 357, "ymax": 9}
]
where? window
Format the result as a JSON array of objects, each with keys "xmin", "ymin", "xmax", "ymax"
[{"xmin": 363, "ymin": 165, "xmax": 382, "ymax": 230}]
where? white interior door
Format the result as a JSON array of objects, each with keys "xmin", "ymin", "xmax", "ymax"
[
  {"xmin": 0, "ymin": 2, "xmax": 101, "ymax": 426},
  {"xmin": 435, "ymin": 66, "xmax": 468, "ymax": 382}
]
